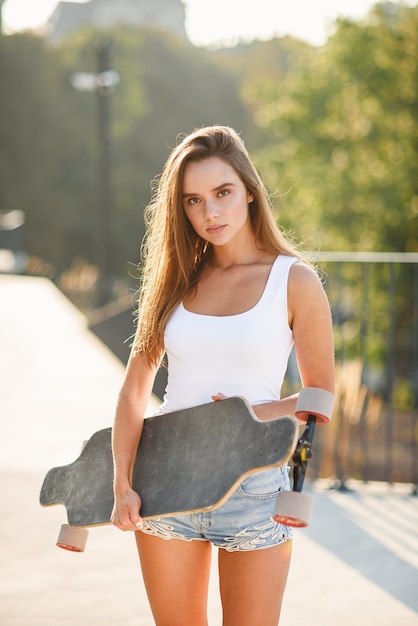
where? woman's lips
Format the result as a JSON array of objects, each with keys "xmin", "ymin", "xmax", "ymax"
[{"xmin": 206, "ymin": 225, "xmax": 226, "ymax": 235}]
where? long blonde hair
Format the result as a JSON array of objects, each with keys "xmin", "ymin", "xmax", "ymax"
[{"xmin": 135, "ymin": 125, "xmax": 304, "ymax": 365}]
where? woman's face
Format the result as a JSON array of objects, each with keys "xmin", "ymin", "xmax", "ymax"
[{"xmin": 182, "ymin": 157, "xmax": 253, "ymax": 247}]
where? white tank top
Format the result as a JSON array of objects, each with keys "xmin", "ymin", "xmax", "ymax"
[{"xmin": 159, "ymin": 255, "xmax": 299, "ymax": 413}]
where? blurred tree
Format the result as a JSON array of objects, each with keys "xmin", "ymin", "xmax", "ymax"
[
  {"xmin": 253, "ymin": 2, "xmax": 418, "ymax": 255},
  {"xmin": 0, "ymin": 27, "xmax": 254, "ymax": 294},
  {"xmin": 0, "ymin": 33, "xmax": 95, "ymax": 275},
  {"xmin": 210, "ymin": 35, "xmax": 314, "ymax": 148}
]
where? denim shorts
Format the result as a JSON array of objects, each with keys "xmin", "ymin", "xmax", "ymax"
[{"xmin": 140, "ymin": 466, "xmax": 292, "ymax": 552}]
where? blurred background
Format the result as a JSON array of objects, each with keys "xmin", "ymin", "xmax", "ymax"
[{"xmin": 1, "ymin": 0, "xmax": 417, "ymax": 489}]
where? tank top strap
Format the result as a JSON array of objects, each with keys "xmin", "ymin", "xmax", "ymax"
[{"xmin": 260, "ymin": 255, "xmax": 300, "ymax": 308}]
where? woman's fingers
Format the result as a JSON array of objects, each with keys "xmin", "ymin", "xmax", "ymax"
[
  {"xmin": 111, "ymin": 490, "xmax": 143, "ymax": 531},
  {"xmin": 211, "ymin": 392, "xmax": 227, "ymax": 401}
]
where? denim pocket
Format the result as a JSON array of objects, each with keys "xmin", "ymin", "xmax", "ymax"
[{"xmin": 237, "ymin": 467, "xmax": 288, "ymax": 500}]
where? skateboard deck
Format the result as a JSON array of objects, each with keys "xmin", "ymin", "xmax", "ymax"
[{"xmin": 40, "ymin": 396, "xmax": 298, "ymax": 528}]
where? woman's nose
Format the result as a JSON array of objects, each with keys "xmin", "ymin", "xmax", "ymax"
[{"xmin": 204, "ymin": 200, "xmax": 220, "ymax": 219}]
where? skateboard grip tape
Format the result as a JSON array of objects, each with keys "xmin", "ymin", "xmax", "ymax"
[{"xmin": 295, "ymin": 387, "xmax": 334, "ymax": 424}]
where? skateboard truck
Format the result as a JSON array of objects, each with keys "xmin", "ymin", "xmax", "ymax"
[{"xmin": 273, "ymin": 387, "xmax": 334, "ymax": 528}]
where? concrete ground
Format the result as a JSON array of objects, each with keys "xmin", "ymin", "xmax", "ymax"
[{"xmin": 1, "ymin": 275, "xmax": 418, "ymax": 625}]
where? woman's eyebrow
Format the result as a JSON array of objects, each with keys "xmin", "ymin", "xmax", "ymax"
[{"xmin": 182, "ymin": 182, "xmax": 236, "ymax": 198}]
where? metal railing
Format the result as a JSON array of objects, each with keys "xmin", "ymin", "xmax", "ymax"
[{"xmin": 292, "ymin": 252, "xmax": 418, "ymax": 493}]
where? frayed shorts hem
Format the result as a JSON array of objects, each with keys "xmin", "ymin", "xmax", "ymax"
[
  {"xmin": 139, "ymin": 466, "xmax": 293, "ymax": 552},
  {"xmin": 138, "ymin": 526, "xmax": 292, "ymax": 552}
]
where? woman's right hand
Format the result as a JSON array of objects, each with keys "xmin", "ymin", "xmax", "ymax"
[{"xmin": 111, "ymin": 487, "xmax": 144, "ymax": 531}]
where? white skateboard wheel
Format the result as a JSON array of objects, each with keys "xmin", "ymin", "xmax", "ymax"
[
  {"xmin": 273, "ymin": 491, "xmax": 313, "ymax": 528},
  {"xmin": 295, "ymin": 387, "xmax": 334, "ymax": 424},
  {"xmin": 56, "ymin": 524, "xmax": 89, "ymax": 552}
]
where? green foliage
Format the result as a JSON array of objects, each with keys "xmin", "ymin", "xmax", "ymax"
[
  {"xmin": 210, "ymin": 35, "xmax": 314, "ymax": 149},
  {"xmin": 0, "ymin": 27, "xmax": 254, "ymax": 281},
  {"xmin": 0, "ymin": 32, "xmax": 96, "ymax": 271},
  {"xmin": 253, "ymin": 3, "xmax": 418, "ymax": 254}
]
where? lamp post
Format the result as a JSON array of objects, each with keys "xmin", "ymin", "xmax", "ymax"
[{"xmin": 71, "ymin": 38, "xmax": 119, "ymax": 307}]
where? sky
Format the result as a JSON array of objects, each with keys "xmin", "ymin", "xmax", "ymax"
[{"xmin": 2, "ymin": 0, "xmax": 416, "ymax": 47}]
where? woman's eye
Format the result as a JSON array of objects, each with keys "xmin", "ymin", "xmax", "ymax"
[
  {"xmin": 218, "ymin": 189, "xmax": 230, "ymax": 197},
  {"xmin": 187, "ymin": 197, "xmax": 200, "ymax": 205}
]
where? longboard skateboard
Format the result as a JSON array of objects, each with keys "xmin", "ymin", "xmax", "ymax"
[
  {"xmin": 40, "ymin": 396, "xmax": 298, "ymax": 550},
  {"xmin": 40, "ymin": 390, "xmax": 334, "ymax": 551}
]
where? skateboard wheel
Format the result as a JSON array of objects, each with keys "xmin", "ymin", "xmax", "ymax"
[
  {"xmin": 295, "ymin": 387, "xmax": 334, "ymax": 424},
  {"xmin": 273, "ymin": 491, "xmax": 313, "ymax": 528},
  {"xmin": 56, "ymin": 524, "xmax": 89, "ymax": 552}
]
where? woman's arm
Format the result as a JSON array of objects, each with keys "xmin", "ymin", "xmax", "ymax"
[
  {"xmin": 249, "ymin": 262, "xmax": 335, "ymax": 421},
  {"xmin": 111, "ymin": 349, "xmax": 159, "ymax": 531},
  {"xmin": 289, "ymin": 261, "xmax": 335, "ymax": 394}
]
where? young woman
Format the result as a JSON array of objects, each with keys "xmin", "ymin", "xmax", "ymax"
[{"xmin": 111, "ymin": 125, "xmax": 335, "ymax": 626}]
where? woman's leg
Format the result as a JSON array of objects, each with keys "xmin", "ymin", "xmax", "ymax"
[
  {"xmin": 218, "ymin": 540, "xmax": 292, "ymax": 626},
  {"xmin": 135, "ymin": 531, "xmax": 212, "ymax": 626}
]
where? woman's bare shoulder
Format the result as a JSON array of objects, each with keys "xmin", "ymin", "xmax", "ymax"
[
  {"xmin": 289, "ymin": 261, "xmax": 323, "ymax": 291},
  {"xmin": 288, "ymin": 261, "xmax": 330, "ymax": 322}
]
